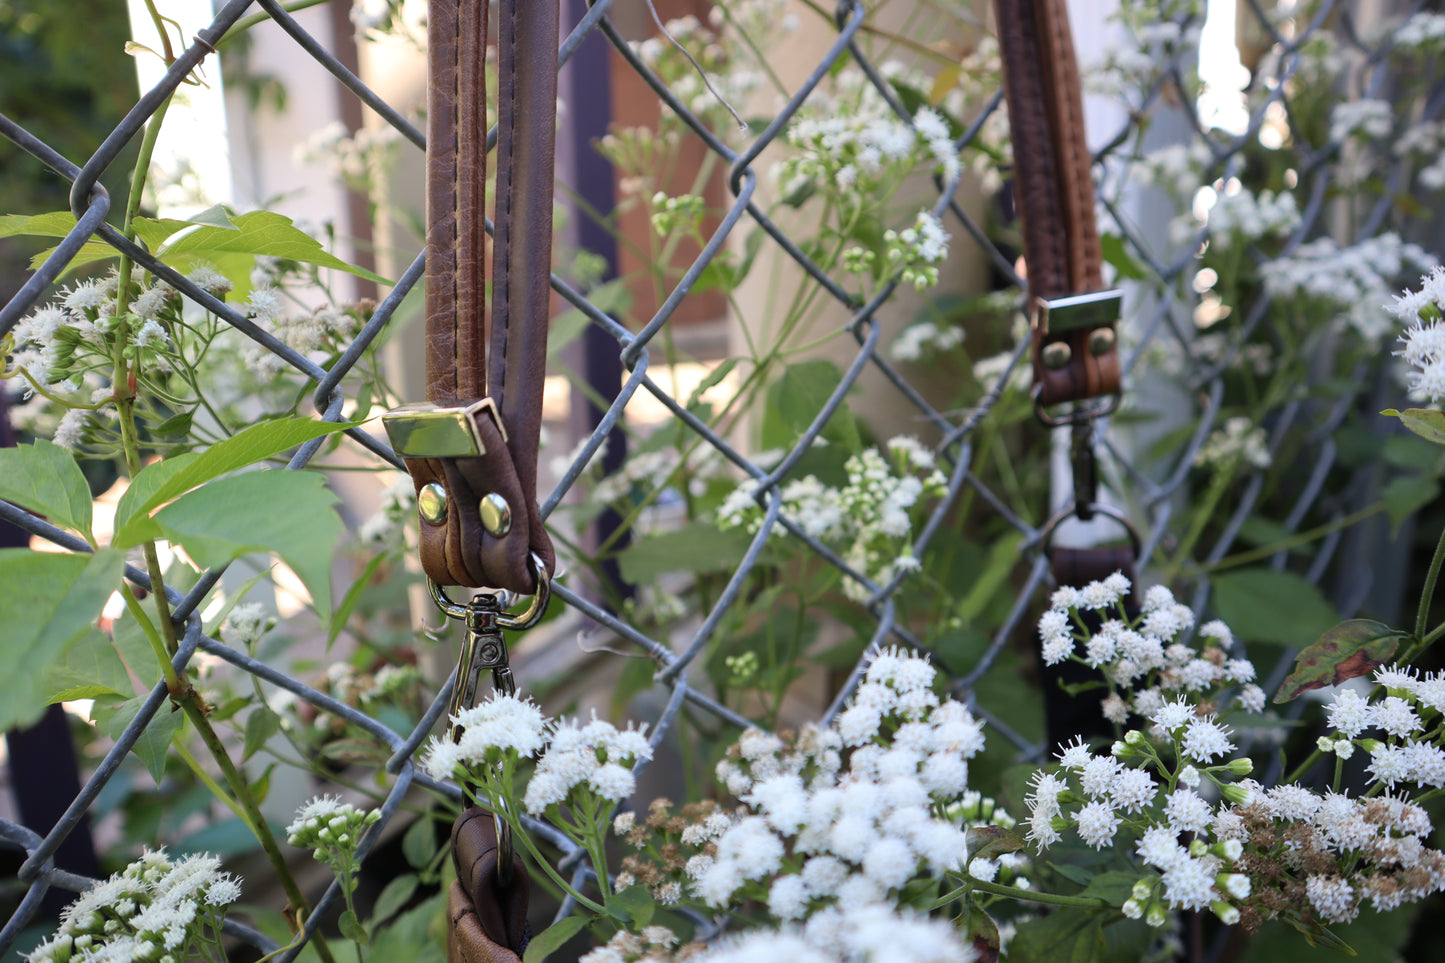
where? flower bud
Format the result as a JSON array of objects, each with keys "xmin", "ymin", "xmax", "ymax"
[
  {"xmin": 1317, "ymin": 735, "xmax": 1337, "ymax": 753},
  {"xmin": 1131, "ymin": 880, "xmax": 1152, "ymax": 901},
  {"xmin": 1223, "ymin": 757, "xmax": 1253, "ymax": 776},
  {"xmin": 1189, "ymin": 839, "xmax": 1208, "ymax": 858},
  {"xmin": 1220, "ymin": 782, "xmax": 1254, "ymax": 805},
  {"xmin": 1146, "ymin": 903, "xmax": 1169, "ymax": 928},
  {"xmin": 1210, "ymin": 900, "xmax": 1240, "ymax": 925},
  {"xmin": 1125, "ymin": 730, "xmax": 1146, "ymax": 746},
  {"xmin": 1357, "ymin": 739, "xmax": 1384, "ymax": 753},
  {"xmin": 1334, "ymin": 739, "xmax": 1354, "ymax": 761},
  {"xmin": 1217, "ymin": 839, "xmax": 1243, "ymax": 862},
  {"xmin": 1217, "ymin": 873, "xmax": 1250, "ymax": 900},
  {"xmin": 1179, "ymin": 765, "xmax": 1200, "ymax": 788},
  {"xmin": 1112, "ymin": 740, "xmax": 1133, "ymax": 758},
  {"xmin": 1122, "ymin": 899, "xmax": 1144, "ymax": 919}
]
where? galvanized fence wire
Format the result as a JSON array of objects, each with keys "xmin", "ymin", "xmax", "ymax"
[{"xmin": 0, "ymin": 0, "xmax": 1438, "ymax": 955}]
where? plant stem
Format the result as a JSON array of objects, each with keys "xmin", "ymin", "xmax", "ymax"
[
  {"xmin": 934, "ymin": 878, "xmax": 1108, "ymax": 910},
  {"xmin": 1281, "ymin": 747, "xmax": 1323, "ymax": 787},
  {"xmin": 1415, "ymin": 523, "xmax": 1445, "ymax": 643}
]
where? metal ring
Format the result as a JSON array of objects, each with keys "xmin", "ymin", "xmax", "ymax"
[
  {"xmin": 1039, "ymin": 503, "xmax": 1141, "ymax": 558},
  {"xmin": 1031, "ymin": 388, "xmax": 1121, "ymax": 428},
  {"xmin": 428, "ymin": 553, "xmax": 552, "ymax": 628}
]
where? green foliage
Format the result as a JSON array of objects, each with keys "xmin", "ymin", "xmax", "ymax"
[
  {"xmin": 759, "ymin": 359, "xmax": 862, "ymax": 452},
  {"xmin": 0, "ymin": 548, "xmax": 122, "ymax": 732},
  {"xmin": 0, "ymin": 438, "xmax": 97, "ymax": 543},
  {"xmin": 1211, "ymin": 567, "xmax": 1339, "ymax": 648}
]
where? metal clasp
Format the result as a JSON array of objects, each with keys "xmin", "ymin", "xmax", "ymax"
[
  {"xmin": 382, "ymin": 397, "xmax": 508, "ymax": 458},
  {"xmin": 1033, "ymin": 289, "xmax": 1122, "ymax": 336}
]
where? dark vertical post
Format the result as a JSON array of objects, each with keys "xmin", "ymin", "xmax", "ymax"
[{"xmin": 557, "ymin": 0, "xmax": 631, "ymax": 607}]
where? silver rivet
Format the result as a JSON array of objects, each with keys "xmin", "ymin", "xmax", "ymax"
[
  {"xmin": 1041, "ymin": 341, "xmax": 1072, "ymax": 370},
  {"xmin": 418, "ymin": 483, "xmax": 448, "ymax": 525},
  {"xmin": 1088, "ymin": 327, "xmax": 1117, "ymax": 356},
  {"xmin": 479, "ymin": 493, "xmax": 512, "ymax": 537}
]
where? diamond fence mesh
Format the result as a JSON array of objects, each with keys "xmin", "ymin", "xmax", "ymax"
[{"xmin": 2, "ymin": 0, "xmax": 1442, "ymax": 957}]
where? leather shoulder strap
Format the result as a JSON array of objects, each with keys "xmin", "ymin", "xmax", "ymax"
[
  {"xmin": 994, "ymin": 0, "xmax": 1120, "ymax": 406},
  {"xmin": 397, "ymin": 0, "xmax": 558, "ymax": 594}
]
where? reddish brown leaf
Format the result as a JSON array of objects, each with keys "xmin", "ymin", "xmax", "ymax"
[{"xmin": 1274, "ymin": 619, "xmax": 1407, "ymax": 703}]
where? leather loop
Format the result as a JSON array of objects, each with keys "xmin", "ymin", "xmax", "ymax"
[
  {"xmin": 994, "ymin": 0, "xmax": 1119, "ymax": 406},
  {"xmin": 410, "ymin": 0, "xmax": 558, "ymax": 592},
  {"xmin": 451, "ymin": 807, "xmax": 530, "ymax": 959}
]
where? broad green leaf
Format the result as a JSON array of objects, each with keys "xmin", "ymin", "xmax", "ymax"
[
  {"xmin": 0, "ymin": 549, "xmax": 122, "ymax": 731},
  {"xmin": 369, "ymin": 894, "xmax": 445, "ymax": 962},
  {"xmin": 1382, "ymin": 474, "xmax": 1440, "ymax": 534},
  {"xmin": 0, "ymin": 439, "xmax": 95, "ymax": 543},
  {"xmin": 1211, "ymin": 568, "xmax": 1338, "ymax": 648},
  {"xmin": 44, "ymin": 628, "xmax": 133, "ymax": 703},
  {"xmin": 1008, "ymin": 908, "xmax": 1103, "ymax": 963},
  {"xmin": 1101, "ymin": 233, "xmax": 1148, "ymax": 281},
  {"xmin": 760, "ymin": 359, "xmax": 861, "ymax": 453},
  {"xmin": 402, "ymin": 815, "xmax": 438, "ymax": 870},
  {"xmin": 242, "ymin": 707, "xmax": 281, "ymax": 760},
  {"xmin": 616, "ymin": 522, "xmax": 753, "ymax": 584},
  {"xmin": 369, "ymin": 874, "xmax": 419, "ymax": 933},
  {"xmin": 1080, "ymin": 870, "xmax": 1143, "ymax": 906},
  {"xmin": 964, "ymin": 904, "xmax": 1000, "ymax": 963},
  {"xmin": 1383, "ymin": 408, "xmax": 1445, "ymax": 446},
  {"xmin": 606, "ymin": 885, "xmax": 655, "ymax": 927},
  {"xmin": 338, "ymin": 911, "xmax": 370, "ymax": 947},
  {"xmin": 1275, "ymin": 619, "xmax": 1407, "ymax": 703},
  {"xmin": 111, "ymin": 608, "xmax": 165, "ymax": 687},
  {"xmin": 965, "ymin": 825, "xmax": 1027, "ymax": 863},
  {"xmin": 159, "ymin": 210, "xmax": 388, "ymax": 285},
  {"xmin": 957, "ymin": 535, "xmax": 1022, "ymax": 623},
  {"xmin": 522, "ymin": 916, "xmax": 589, "ymax": 963},
  {"xmin": 150, "ymin": 470, "xmax": 343, "ymax": 619},
  {"xmin": 0, "ymin": 211, "xmax": 83, "ymax": 238},
  {"xmin": 93, "ymin": 693, "xmax": 185, "ymax": 785},
  {"xmin": 115, "ymin": 417, "xmax": 355, "ymax": 534},
  {"xmin": 132, "ymin": 216, "xmax": 210, "ymax": 252}
]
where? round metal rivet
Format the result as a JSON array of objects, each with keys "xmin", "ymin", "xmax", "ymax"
[
  {"xmin": 479, "ymin": 492, "xmax": 513, "ymax": 537},
  {"xmin": 1041, "ymin": 341, "xmax": 1072, "ymax": 370},
  {"xmin": 1088, "ymin": 327, "xmax": 1117, "ymax": 356},
  {"xmin": 418, "ymin": 482, "xmax": 448, "ymax": 525}
]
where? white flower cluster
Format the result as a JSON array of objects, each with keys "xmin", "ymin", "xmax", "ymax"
[
  {"xmin": 1394, "ymin": 12, "xmax": 1445, "ymax": 48},
  {"xmin": 26, "ymin": 850, "xmax": 240, "ymax": 963},
  {"xmin": 1259, "ymin": 233, "xmax": 1435, "ymax": 341},
  {"xmin": 1194, "ymin": 415, "xmax": 1271, "ymax": 472},
  {"xmin": 523, "ymin": 715, "xmax": 654, "ymax": 811},
  {"xmin": 294, "ymin": 119, "xmax": 405, "ymax": 189},
  {"xmin": 1328, "ymin": 99, "xmax": 1393, "ymax": 144},
  {"xmin": 578, "ymin": 924, "xmax": 682, "ymax": 963},
  {"xmin": 1318, "ymin": 665, "xmax": 1445, "ymax": 792},
  {"xmin": 718, "ymin": 439, "xmax": 947, "ymax": 603},
  {"xmin": 881, "ymin": 211, "xmax": 951, "ymax": 291},
  {"xmin": 1204, "ymin": 188, "xmax": 1299, "ymax": 249},
  {"xmin": 891, "ymin": 319, "xmax": 965, "ymax": 363},
  {"xmin": 420, "ymin": 692, "xmax": 550, "ymax": 781},
  {"xmin": 673, "ymin": 650, "xmax": 982, "ymax": 919},
  {"xmin": 687, "ymin": 902, "xmax": 972, "ymax": 963},
  {"xmin": 1389, "ymin": 266, "xmax": 1445, "ymax": 402},
  {"xmin": 780, "ymin": 103, "xmax": 959, "ymax": 205},
  {"xmin": 628, "ymin": 14, "xmax": 763, "ymax": 130},
  {"xmin": 1037, "ymin": 574, "xmax": 1265, "ymax": 726},
  {"xmin": 1086, "ymin": 15, "xmax": 1202, "ymax": 102},
  {"xmin": 286, "ymin": 795, "xmax": 381, "ymax": 876}
]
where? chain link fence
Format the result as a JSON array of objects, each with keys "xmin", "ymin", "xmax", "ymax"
[{"xmin": 3, "ymin": 0, "xmax": 1442, "ymax": 957}]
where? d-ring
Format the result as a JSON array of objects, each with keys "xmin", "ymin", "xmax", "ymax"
[
  {"xmin": 1039, "ymin": 503, "xmax": 1141, "ymax": 558},
  {"xmin": 428, "ymin": 553, "xmax": 552, "ymax": 628}
]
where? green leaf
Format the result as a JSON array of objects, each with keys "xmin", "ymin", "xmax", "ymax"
[
  {"xmin": 606, "ymin": 884, "xmax": 655, "ymax": 927},
  {"xmin": 1211, "ymin": 568, "xmax": 1338, "ymax": 648},
  {"xmin": 1383, "ymin": 408, "xmax": 1445, "ymax": 446},
  {"xmin": 957, "ymin": 536, "xmax": 1022, "ymax": 623},
  {"xmin": 686, "ymin": 357, "xmax": 740, "ymax": 411},
  {"xmin": 329, "ymin": 552, "xmax": 387, "ymax": 649},
  {"xmin": 242, "ymin": 707, "xmax": 281, "ymax": 760},
  {"xmin": 402, "ymin": 815, "xmax": 438, "ymax": 870},
  {"xmin": 1100, "ymin": 233, "xmax": 1148, "ymax": 281},
  {"xmin": 111, "ymin": 608, "xmax": 166, "ymax": 687},
  {"xmin": 338, "ymin": 910, "xmax": 370, "ymax": 947},
  {"xmin": 369, "ymin": 894, "xmax": 445, "ymax": 962},
  {"xmin": 149, "ymin": 470, "xmax": 343, "ymax": 619},
  {"xmin": 93, "ymin": 694, "xmax": 185, "ymax": 784},
  {"xmin": 115, "ymin": 417, "xmax": 355, "ymax": 534},
  {"xmin": 1274, "ymin": 619, "xmax": 1407, "ymax": 703},
  {"xmin": 1080, "ymin": 870, "xmax": 1142, "ymax": 906},
  {"xmin": 522, "ymin": 916, "xmax": 589, "ymax": 963},
  {"xmin": 0, "ymin": 549, "xmax": 122, "ymax": 731},
  {"xmin": 159, "ymin": 209, "xmax": 388, "ymax": 286},
  {"xmin": 964, "ymin": 904, "xmax": 1001, "ymax": 963},
  {"xmin": 369, "ymin": 874, "xmax": 419, "ymax": 933},
  {"xmin": 1008, "ymin": 908, "xmax": 1104, "ymax": 963},
  {"xmin": 0, "ymin": 210, "xmax": 83, "ymax": 239},
  {"xmin": 0, "ymin": 439, "xmax": 95, "ymax": 543},
  {"xmin": 965, "ymin": 825, "xmax": 1027, "ymax": 863},
  {"xmin": 172, "ymin": 816, "xmax": 262, "ymax": 857},
  {"xmin": 44, "ymin": 628, "xmax": 133, "ymax": 703},
  {"xmin": 1382, "ymin": 474, "xmax": 1440, "ymax": 534},
  {"xmin": 759, "ymin": 359, "xmax": 861, "ymax": 452},
  {"xmin": 616, "ymin": 522, "xmax": 753, "ymax": 584}
]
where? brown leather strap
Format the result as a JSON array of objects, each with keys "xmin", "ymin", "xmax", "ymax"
[
  {"xmin": 411, "ymin": 0, "xmax": 558, "ymax": 593},
  {"xmin": 449, "ymin": 808, "xmax": 530, "ymax": 963},
  {"xmin": 994, "ymin": 0, "xmax": 1119, "ymax": 406}
]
